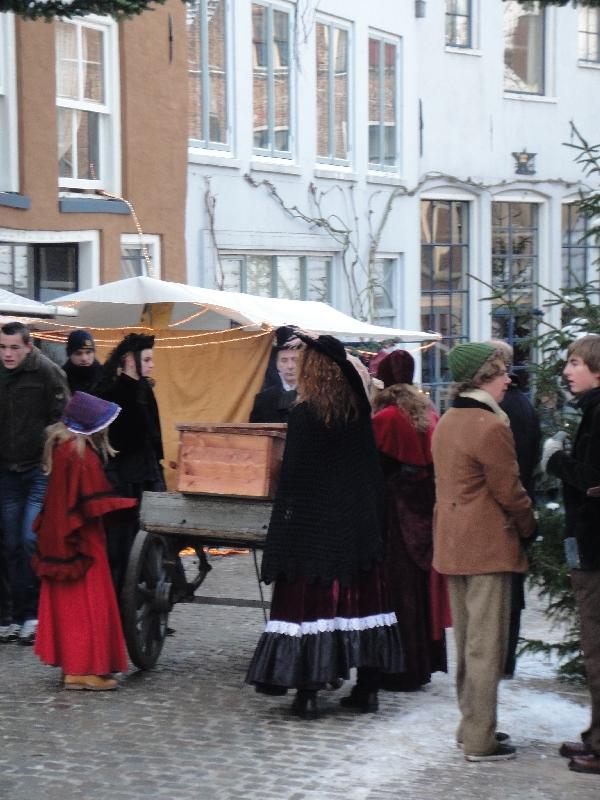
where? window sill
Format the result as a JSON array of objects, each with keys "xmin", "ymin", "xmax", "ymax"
[
  {"xmin": 503, "ymin": 92, "xmax": 557, "ymax": 104},
  {"xmin": 445, "ymin": 46, "xmax": 482, "ymax": 57},
  {"xmin": 0, "ymin": 192, "xmax": 30, "ymax": 210},
  {"xmin": 250, "ymin": 159, "xmax": 301, "ymax": 176},
  {"xmin": 578, "ymin": 60, "xmax": 600, "ymax": 71},
  {"xmin": 314, "ymin": 167, "xmax": 358, "ymax": 182},
  {"xmin": 59, "ymin": 197, "xmax": 130, "ymax": 214},
  {"xmin": 188, "ymin": 149, "xmax": 241, "ymax": 169},
  {"xmin": 366, "ymin": 172, "xmax": 405, "ymax": 187}
]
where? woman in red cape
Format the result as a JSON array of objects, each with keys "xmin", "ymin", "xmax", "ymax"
[
  {"xmin": 32, "ymin": 392, "xmax": 137, "ymax": 691},
  {"xmin": 373, "ymin": 350, "xmax": 451, "ymax": 691}
]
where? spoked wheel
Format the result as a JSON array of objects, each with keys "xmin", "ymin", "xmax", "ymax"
[{"xmin": 121, "ymin": 530, "xmax": 172, "ymax": 670}]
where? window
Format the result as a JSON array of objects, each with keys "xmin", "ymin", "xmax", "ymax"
[
  {"xmin": 252, "ymin": 3, "xmax": 292, "ymax": 158},
  {"xmin": 56, "ymin": 17, "xmax": 119, "ymax": 190},
  {"xmin": 368, "ymin": 34, "xmax": 399, "ymax": 171},
  {"xmin": 445, "ymin": 0, "xmax": 471, "ymax": 48},
  {"xmin": 372, "ymin": 257, "xmax": 397, "ymax": 326},
  {"xmin": 120, "ymin": 234, "xmax": 161, "ymax": 279},
  {"xmin": 0, "ymin": 13, "xmax": 18, "ymax": 192},
  {"xmin": 579, "ymin": 8, "xmax": 600, "ymax": 63},
  {"xmin": 187, "ymin": 0, "xmax": 229, "ymax": 149},
  {"xmin": 503, "ymin": 1, "xmax": 545, "ymax": 94},
  {"xmin": 491, "ymin": 202, "xmax": 538, "ymax": 380},
  {"xmin": 316, "ymin": 20, "xmax": 350, "ymax": 165},
  {"xmin": 219, "ymin": 254, "xmax": 331, "ymax": 301},
  {"xmin": 0, "ymin": 242, "xmax": 78, "ymax": 301},
  {"xmin": 420, "ymin": 200, "xmax": 470, "ymax": 410}
]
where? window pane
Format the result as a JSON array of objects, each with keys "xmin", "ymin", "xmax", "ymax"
[
  {"xmin": 37, "ymin": 245, "xmax": 78, "ymax": 302},
  {"xmin": 82, "ymin": 26, "xmax": 104, "ymax": 103},
  {"xmin": 208, "ymin": 0, "xmax": 227, "ymax": 144},
  {"xmin": 57, "ymin": 108, "xmax": 74, "ymax": 178},
  {"xmin": 252, "ymin": 4, "xmax": 268, "ymax": 150},
  {"xmin": 272, "ymin": 9, "xmax": 290, "ymax": 152},
  {"xmin": 333, "ymin": 27, "xmax": 348, "ymax": 160},
  {"xmin": 383, "ymin": 42, "xmax": 396, "ymax": 166},
  {"xmin": 315, "ymin": 23, "xmax": 329, "ymax": 159},
  {"xmin": 56, "ymin": 21, "xmax": 78, "ymax": 100},
  {"xmin": 503, "ymin": 1, "xmax": 545, "ymax": 94},
  {"xmin": 368, "ymin": 38, "xmax": 380, "ymax": 165},
  {"xmin": 306, "ymin": 257, "xmax": 330, "ymax": 301},
  {"xmin": 121, "ymin": 246, "xmax": 146, "ymax": 278},
  {"xmin": 76, "ymin": 110, "xmax": 100, "ymax": 180},
  {"xmin": 221, "ymin": 257, "xmax": 243, "ymax": 292},
  {"xmin": 276, "ymin": 256, "xmax": 301, "ymax": 299},
  {"xmin": 187, "ymin": 4, "xmax": 203, "ymax": 140},
  {"xmin": 247, "ymin": 255, "xmax": 272, "ymax": 296},
  {"xmin": 373, "ymin": 258, "xmax": 395, "ymax": 317}
]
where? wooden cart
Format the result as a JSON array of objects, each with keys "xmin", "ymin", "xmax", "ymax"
[{"xmin": 120, "ymin": 423, "xmax": 285, "ymax": 670}]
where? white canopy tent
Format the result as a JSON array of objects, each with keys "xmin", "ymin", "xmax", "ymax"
[
  {"xmin": 54, "ymin": 276, "xmax": 440, "ymax": 342},
  {"xmin": 0, "ymin": 287, "xmax": 77, "ymax": 318}
]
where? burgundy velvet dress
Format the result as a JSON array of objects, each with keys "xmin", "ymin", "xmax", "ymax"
[
  {"xmin": 33, "ymin": 439, "xmax": 136, "ymax": 676},
  {"xmin": 372, "ymin": 404, "xmax": 451, "ymax": 690}
]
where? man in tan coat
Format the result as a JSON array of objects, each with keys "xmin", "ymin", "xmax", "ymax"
[{"xmin": 432, "ymin": 342, "xmax": 536, "ymax": 762}]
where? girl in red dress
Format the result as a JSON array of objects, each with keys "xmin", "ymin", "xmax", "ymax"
[{"xmin": 33, "ymin": 391, "xmax": 137, "ymax": 691}]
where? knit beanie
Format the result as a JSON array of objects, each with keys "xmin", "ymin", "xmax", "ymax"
[
  {"xmin": 447, "ymin": 342, "xmax": 496, "ymax": 383},
  {"xmin": 66, "ymin": 329, "xmax": 95, "ymax": 355}
]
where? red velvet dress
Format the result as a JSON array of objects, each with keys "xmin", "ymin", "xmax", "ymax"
[
  {"xmin": 32, "ymin": 439, "xmax": 137, "ymax": 676},
  {"xmin": 372, "ymin": 404, "xmax": 451, "ymax": 689}
]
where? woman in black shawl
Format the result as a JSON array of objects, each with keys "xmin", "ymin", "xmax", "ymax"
[{"xmin": 246, "ymin": 333, "xmax": 403, "ymax": 719}]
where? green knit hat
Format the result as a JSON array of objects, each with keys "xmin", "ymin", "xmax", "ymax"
[{"xmin": 447, "ymin": 342, "xmax": 496, "ymax": 383}]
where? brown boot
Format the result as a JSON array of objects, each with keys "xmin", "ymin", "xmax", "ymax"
[{"xmin": 64, "ymin": 674, "xmax": 118, "ymax": 691}]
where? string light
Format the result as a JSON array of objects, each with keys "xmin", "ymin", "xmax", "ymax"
[{"xmin": 167, "ymin": 306, "xmax": 211, "ymax": 327}]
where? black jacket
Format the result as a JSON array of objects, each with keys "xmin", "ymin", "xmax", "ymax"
[
  {"xmin": 250, "ymin": 386, "xmax": 297, "ymax": 424},
  {"xmin": 500, "ymin": 380, "xmax": 541, "ymax": 500},
  {"xmin": 548, "ymin": 387, "xmax": 600, "ymax": 570},
  {"xmin": 0, "ymin": 348, "xmax": 69, "ymax": 470},
  {"xmin": 62, "ymin": 359, "xmax": 104, "ymax": 396}
]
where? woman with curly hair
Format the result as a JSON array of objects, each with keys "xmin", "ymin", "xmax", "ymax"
[
  {"xmin": 246, "ymin": 334, "xmax": 403, "ymax": 719},
  {"xmin": 372, "ymin": 349, "xmax": 449, "ymax": 692}
]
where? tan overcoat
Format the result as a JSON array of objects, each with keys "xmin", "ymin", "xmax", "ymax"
[{"xmin": 432, "ymin": 405, "xmax": 535, "ymax": 575}]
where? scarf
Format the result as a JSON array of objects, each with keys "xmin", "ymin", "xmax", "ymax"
[{"xmin": 459, "ymin": 388, "xmax": 510, "ymax": 426}]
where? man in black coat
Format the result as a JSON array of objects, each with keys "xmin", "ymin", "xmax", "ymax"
[
  {"xmin": 62, "ymin": 329, "xmax": 103, "ymax": 396},
  {"xmin": 250, "ymin": 327, "xmax": 301, "ymax": 424}
]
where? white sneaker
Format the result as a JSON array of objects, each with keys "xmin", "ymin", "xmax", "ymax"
[
  {"xmin": 18, "ymin": 619, "xmax": 37, "ymax": 646},
  {"xmin": 0, "ymin": 623, "xmax": 21, "ymax": 643}
]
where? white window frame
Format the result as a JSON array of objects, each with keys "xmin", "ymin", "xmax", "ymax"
[
  {"xmin": 371, "ymin": 255, "xmax": 398, "ymax": 326},
  {"xmin": 502, "ymin": 1, "xmax": 546, "ymax": 97},
  {"xmin": 578, "ymin": 7, "xmax": 600, "ymax": 64},
  {"xmin": 315, "ymin": 15, "xmax": 352, "ymax": 168},
  {"xmin": 0, "ymin": 13, "xmax": 18, "ymax": 192},
  {"xmin": 187, "ymin": 0, "xmax": 233, "ymax": 154},
  {"xmin": 219, "ymin": 253, "xmax": 332, "ymax": 301},
  {"xmin": 445, "ymin": 0, "xmax": 473, "ymax": 50},
  {"xmin": 367, "ymin": 30, "xmax": 401, "ymax": 174},
  {"xmin": 251, "ymin": 0, "xmax": 295, "ymax": 160},
  {"xmin": 120, "ymin": 233, "xmax": 161, "ymax": 279},
  {"xmin": 56, "ymin": 15, "xmax": 121, "ymax": 194}
]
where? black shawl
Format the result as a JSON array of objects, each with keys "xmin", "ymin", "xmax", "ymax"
[{"xmin": 260, "ymin": 402, "xmax": 385, "ymax": 586}]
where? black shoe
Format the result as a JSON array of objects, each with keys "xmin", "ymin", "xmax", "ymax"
[
  {"xmin": 559, "ymin": 741, "xmax": 591, "ymax": 758},
  {"xmin": 339, "ymin": 688, "xmax": 379, "ymax": 713},
  {"xmin": 326, "ymin": 677, "xmax": 344, "ymax": 691},
  {"xmin": 291, "ymin": 691, "xmax": 320, "ymax": 720},
  {"xmin": 465, "ymin": 744, "xmax": 516, "ymax": 762},
  {"xmin": 166, "ymin": 627, "xmax": 176, "ymax": 636}
]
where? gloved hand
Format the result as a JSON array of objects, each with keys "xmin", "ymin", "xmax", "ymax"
[{"xmin": 541, "ymin": 431, "xmax": 567, "ymax": 472}]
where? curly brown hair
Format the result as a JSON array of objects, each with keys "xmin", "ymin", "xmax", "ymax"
[
  {"xmin": 297, "ymin": 347, "xmax": 361, "ymax": 426},
  {"xmin": 373, "ymin": 383, "xmax": 432, "ymax": 432}
]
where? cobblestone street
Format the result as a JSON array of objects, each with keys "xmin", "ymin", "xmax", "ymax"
[{"xmin": 1, "ymin": 552, "xmax": 598, "ymax": 800}]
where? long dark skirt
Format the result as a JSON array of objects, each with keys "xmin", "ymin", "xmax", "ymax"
[
  {"xmin": 246, "ymin": 563, "xmax": 404, "ymax": 691},
  {"xmin": 382, "ymin": 472, "xmax": 447, "ymax": 691}
]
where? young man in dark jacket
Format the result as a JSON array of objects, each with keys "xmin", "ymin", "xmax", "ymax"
[
  {"xmin": 0, "ymin": 322, "xmax": 69, "ymax": 645},
  {"xmin": 544, "ymin": 334, "xmax": 600, "ymax": 776}
]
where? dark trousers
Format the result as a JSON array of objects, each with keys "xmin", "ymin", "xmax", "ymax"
[{"xmin": 571, "ymin": 569, "xmax": 600, "ymax": 754}]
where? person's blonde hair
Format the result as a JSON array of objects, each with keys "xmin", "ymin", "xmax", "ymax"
[
  {"xmin": 42, "ymin": 421, "xmax": 116, "ymax": 474},
  {"xmin": 373, "ymin": 383, "xmax": 432, "ymax": 433},
  {"xmin": 297, "ymin": 347, "xmax": 360, "ymax": 426},
  {"xmin": 567, "ymin": 335, "xmax": 600, "ymax": 374}
]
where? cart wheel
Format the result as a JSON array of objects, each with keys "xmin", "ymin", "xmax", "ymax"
[{"xmin": 121, "ymin": 530, "xmax": 171, "ymax": 670}]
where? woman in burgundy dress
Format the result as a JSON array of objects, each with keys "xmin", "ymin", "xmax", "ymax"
[
  {"xmin": 33, "ymin": 392, "xmax": 137, "ymax": 691},
  {"xmin": 373, "ymin": 350, "xmax": 450, "ymax": 691}
]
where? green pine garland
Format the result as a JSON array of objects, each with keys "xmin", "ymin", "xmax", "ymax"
[{"xmin": 0, "ymin": 0, "xmax": 191, "ymax": 20}]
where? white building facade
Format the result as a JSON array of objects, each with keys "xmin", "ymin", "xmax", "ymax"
[{"xmin": 185, "ymin": 0, "xmax": 600, "ymax": 405}]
